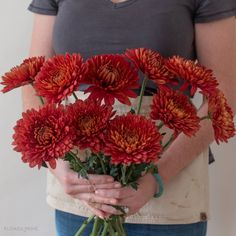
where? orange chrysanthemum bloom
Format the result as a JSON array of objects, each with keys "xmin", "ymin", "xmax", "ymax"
[
  {"xmin": 35, "ymin": 53, "xmax": 87, "ymax": 104},
  {"xmin": 165, "ymin": 56, "xmax": 218, "ymax": 96},
  {"xmin": 83, "ymin": 54, "xmax": 139, "ymax": 106},
  {"xmin": 12, "ymin": 104, "xmax": 75, "ymax": 169},
  {"xmin": 150, "ymin": 89, "xmax": 200, "ymax": 137},
  {"xmin": 68, "ymin": 99, "xmax": 115, "ymax": 153},
  {"xmin": 1, "ymin": 56, "xmax": 45, "ymax": 93},
  {"xmin": 124, "ymin": 48, "xmax": 175, "ymax": 87},
  {"xmin": 208, "ymin": 89, "xmax": 235, "ymax": 144},
  {"xmin": 104, "ymin": 114, "xmax": 162, "ymax": 165}
]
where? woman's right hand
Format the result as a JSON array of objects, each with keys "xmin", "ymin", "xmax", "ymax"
[{"xmin": 48, "ymin": 159, "xmax": 122, "ymax": 218}]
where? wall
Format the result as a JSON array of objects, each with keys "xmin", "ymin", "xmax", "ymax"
[{"xmin": 0, "ymin": 1, "xmax": 235, "ymax": 235}]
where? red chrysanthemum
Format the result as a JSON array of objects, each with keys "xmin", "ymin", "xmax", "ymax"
[
  {"xmin": 1, "ymin": 56, "xmax": 45, "ymax": 93},
  {"xmin": 12, "ymin": 104, "xmax": 75, "ymax": 169},
  {"xmin": 34, "ymin": 53, "xmax": 87, "ymax": 104},
  {"xmin": 83, "ymin": 54, "xmax": 139, "ymax": 106},
  {"xmin": 103, "ymin": 113, "xmax": 162, "ymax": 165},
  {"xmin": 165, "ymin": 56, "xmax": 218, "ymax": 96},
  {"xmin": 150, "ymin": 89, "xmax": 200, "ymax": 137},
  {"xmin": 68, "ymin": 98, "xmax": 115, "ymax": 153},
  {"xmin": 124, "ymin": 48, "xmax": 175, "ymax": 87},
  {"xmin": 208, "ymin": 89, "xmax": 235, "ymax": 144}
]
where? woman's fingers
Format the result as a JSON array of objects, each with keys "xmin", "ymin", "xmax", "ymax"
[
  {"xmin": 114, "ymin": 196, "xmax": 136, "ymax": 207},
  {"xmin": 64, "ymin": 184, "xmax": 95, "ymax": 195},
  {"xmin": 95, "ymin": 182, "xmax": 121, "ymax": 189},
  {"xmin": 74, "ymin": 193, "xmax": 118, "ymax": 205},
  {"xmin": 88, "ymin": 203, "xmax": 123, "ymax": 216},
  {"xmin": 95, "ymin": 186, "xmax": 135, "ymax": 199},
  {"xmin": 65, "ymin": 182, "xmax": 122, "ymax": 195},
  {"xmin": 81, "ymin": 200, "xmax": 106, "ymax": 219},
  {"xmin": 100, "ymin": 205, "xmax": 123, "ymax": 215},
  {"xmin": 86, "ymin": 199, "xmax": 137, "ymax": 217},
  {"xmin": 63, "ymin": 172, "xmax": 114, "ymax": 186},
  {"xmin": 86, "ymin": 174, "xmax": 115, "ymax": 185}
]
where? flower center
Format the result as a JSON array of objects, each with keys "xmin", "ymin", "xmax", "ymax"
[
  {"xmin": 98, "ymin": 63, "xmax": 119, "ymax": 87},
  {"xmin": 112, "ymin": 130, "xmax": 140, "ymax": 153},
  {"xmin": 34, "ymin": 126, "xmax": 54, "ymax": 145},
  {"xmin": 52, "ymin": 70, "xmax": 66, "ymax": 86},
  {"xmin": 78, "ymin": 116, "xmax": 99, "ymax": 136},
  {"xmin": 167, "ymin": 99, "xmax": 186, "ymax": 118}
]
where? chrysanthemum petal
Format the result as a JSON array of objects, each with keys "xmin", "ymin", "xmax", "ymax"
[
  {"xmin": 1, "ymin": 56, "xmax": 45, "ymax": 93},
  {"xmin": 35, "ymin": 53, "xmax": 87, "ymax": 104},
  {"xmin": 150, "ymin": 89, "xmax": 200, "ymax": 136},
  {"xmin": 68, "ymin": 98, "xmax": 115, "ymax": 153},
  {"xmin": 124, "ymin": 48, "xmax": 175, "ymax": 87},
  {"xmin": 208, "ymin": 89, "xmax": 235, "ymax": 144},
  {"xmin": 104, "ymin": 113, "xmax": 162, "ymax": 165},
  {"xmin": 12, "ymin": 104, "xmax": 75, "ymax": 169},
  {"xmin": 83, "ymin": 54, "xmax": 139, "ymax": 105},
  {"xmin": 165, "ymin": 56, "xmax": 218, "ymax": 96}
]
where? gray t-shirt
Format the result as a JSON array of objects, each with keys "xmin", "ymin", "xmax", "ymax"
[
  {"xmin": 28, "ymin": 0, "xmax": 236, "ymax": 59},
  {"xmin": 28, "ymin": 0, "xmax": 236, "ymax": 91},
  {"xmin": 28, "ymin": 0, "xmax": 235, "ymax": 163}
]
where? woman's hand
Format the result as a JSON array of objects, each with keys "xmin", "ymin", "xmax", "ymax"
[
  {"xmin": 94, "ymin": 173, "xmax": 158, "ymax": 217},
  {"xmin": 49, "ymin": 159, "xmax": 122, "ymax": 218}
]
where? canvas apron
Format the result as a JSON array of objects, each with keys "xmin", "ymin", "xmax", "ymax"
[{"xmin": 46, "ymin": 92, "xmax": 209, "ymax": 224}]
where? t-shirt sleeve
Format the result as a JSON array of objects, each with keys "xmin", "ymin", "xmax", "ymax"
[
  {"xmin": 28, "ymin": 0, "xmax": 58, "ymax": 16},
  {"xmin": 195, "ymin": 0, "xmax": 236, "ymax": 23}
]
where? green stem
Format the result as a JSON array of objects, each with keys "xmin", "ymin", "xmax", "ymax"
[
  {"xmin": 38, "ymin": 96, "xmax": 44, "ymax": 105},
  {"xmin": 69, "ymin": 151, "xmax": 86, "ymax": 169},
  {"xmin": 126, "ymin": 165, "xmax": 133, "ymax": 183},
  {"xmin": 112, "ymin": 221, "xmax": 122, "ymax": 236},
  {"xmin": 30, "ymin": 83, "xmax": 44, "ymax": 106},
  {"xmin": 163, "ymin": 135, "xmax": 175, "ymax": 151},
  {"xmin": 107, "ymin": 222, "xmax": 116, "ymax": 236},
  {"xmin": 91, "ymin": 216, "xmax": 101, "ymax": 236},
  {"xmin": 73, "ymin": 92, "xmax": 79, "ymax": 100},
  {"xmin": 121, "ymin": 165, "xmax": 127, "ymax": 185},
  {"xmin": 98, "ymin": 153, "xmax": 107, "ymax": 174},
  {"xmin": 117, "ymin": 217, "xmax": 126, "ymax": 236},
  {"xmin": 137, "ymin": 75, "xmax": 148, "ymax": 114},
  {"xmin": 113, "ymin": 217, "xmax": 124, "ymax": 236},
  {"xmin": 157, "ymin": 121, "xmax": 164, "ymax": 130},
  {"xmin": 67, "ymin": 151, "xmax": 88, "ymax": 178},
  {"xmin": 74, "ymin": 215, "xmax": 95, "ymax": 236},
  {"xmin": 101, "ymin": 221, "xmax": 109, "ymax": 236}
]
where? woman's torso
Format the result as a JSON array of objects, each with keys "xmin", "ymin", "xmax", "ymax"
[
  {"xmin": 53, "ymin": 0, "xmax": 197, "ymax": 91},
  {"xmin": 53, "ymin": 0, "xmax": 197, "ymax": 59},
  {"xmin": 41, "ymin": 0, "xmax": 208, "ymax": 224},
  {"xmin": 27, "ymin": 0, "xmax": 235, "ymax": 225}
]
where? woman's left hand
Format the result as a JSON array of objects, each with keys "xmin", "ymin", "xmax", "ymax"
[{"xmin": 91, "ymin": 173, "xmax": 158, "ymax": 217}]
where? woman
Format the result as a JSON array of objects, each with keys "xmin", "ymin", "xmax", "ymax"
[{"xmin": 24, "ymin": 0, "xmax": 236, "ymax": 235}]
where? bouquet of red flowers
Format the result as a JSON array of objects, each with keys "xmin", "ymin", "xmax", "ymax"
[{"xmin": 1, "ymin": 48, "xmax": 235, "ymax": 236}]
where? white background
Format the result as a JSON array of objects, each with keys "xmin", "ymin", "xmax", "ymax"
[{"xmin": 0, "ymin": 1, "xmax": 235, "ymax": 235}]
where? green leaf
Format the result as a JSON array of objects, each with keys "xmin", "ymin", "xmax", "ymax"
[
  {"xmin": 109, "ymin": 166, "xmax": 119, "ymax": 177},
  {"xmin": 65, "ymin": 152, "xmax": 73, "ymax": 162},
  {"xmin": 79, "ymin": 169, "xmax": 88, "ymax": 179},
  {"xmin": 129, "ymin": 182, "xmax": 139, "ymax": 190},
  {"xmin": 130, "ymin": 108, "xmax": 136, "ymax": 114}
]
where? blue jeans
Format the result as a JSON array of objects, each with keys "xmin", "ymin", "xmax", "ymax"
[{"xmin": 55, "ymin": 209, "xmax": 207, "ymax": 236}]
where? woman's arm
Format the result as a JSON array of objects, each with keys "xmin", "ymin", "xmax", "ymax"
[
  {"xmin": 94, "ymin": 17, "xmax": 236, "ymax": 216},
  {"xmin": 22, "ymin": 14, "xmax": 55, "ymax": 111},
  {"xmin": 25, "ymin": 14, "xmax": 122, "ymax": 218},
  {"xmin": 158, "ymin": 16, "xmax": 236, "ymax": 185}
]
